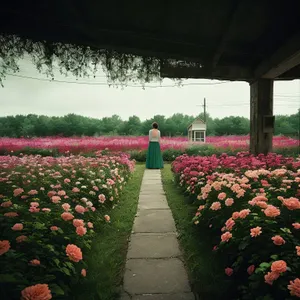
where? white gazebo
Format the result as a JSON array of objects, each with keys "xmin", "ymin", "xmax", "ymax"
[{"xmin": 188, "ymin": 118, "xmax": 207, "ymax": 142}]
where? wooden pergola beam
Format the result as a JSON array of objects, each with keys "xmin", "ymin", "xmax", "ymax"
[
  {"xmin": 254, "ymin": 32, "xmax": 300, "ymax": 79},
  {"xmin": 211, "ymin": 0, "xmax": 241, "ymax": 68}
]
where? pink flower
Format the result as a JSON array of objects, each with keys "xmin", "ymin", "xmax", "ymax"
[
  {"xmin": 232, "ymin": 212, "xmax": 240, "ymax": 219},
  {"xmin": 239, "ymin": 209, "xmax": 250, "ymax": 219},
  {"xmin": 73, "ymin": 219, "xmax": 85, "ymax": 228},
  {"xmin": 64, "ymin": 178, "xmax": 71, "ymax": 184},
  {"xmin": 81, "ymin": 269, "xmax": 87, "ymax": 277},
  {"xmin": 247, "ymin": 265, "xmax": 255, "ymax": 275},
  {"xmin": 76, "ymin": 226, "xmax": 87, "ymax": 236},
  {"xmin": 87, "ymin": 222, "xmax": 94, "ymax": 229},
  {"xmin": 30, "ymin": 202, "xmax": 39, "ymax": 207},
  {"xmin": 283, "ymin": 197, "xmax": 300, "ymax": 210},
  {"xmin": 47, "ymin": 191, "xmax": 56, "ymax": 197},
  {"xmin": 93, "ymin": 186, "xmax": 99, "ymax": 191},
  {"xmin": 62, "ymin": 203, "xmax": 71, "ymax": 211},
  {"xmin": 42, "ymin": 208, "xmax": 51, "ymax": 213},
  {"xmin": 21, "ymin": 284, "xmax": 52, "ymax": 300},
  {"xmin": 0, "ymin": 240, "xmax": 10, "ymax": 255},
  {"xmin": 221, "ymin": 232, "xmax": 232, "ymax": 242},
  {"xmin": 72, "ymin": 187, "xmax": 80, "ymax": 193},
  {"xmin": 271, "ymin": 235, "xmax": 286, "ymax": 246},
  {"xmin": 12, "ymin": 223, "xmax": 23, "ymax": 231},
  {"xmin": 16, "ymin": 235, "xmax": 27, "ymax": 243},
  {"xmin": 29, "ymin": 259, "xmax": 41, "ymax": 266},
  {"xmin": 225, "ymin": 267, "xmax": 233, "ymax": 276},
  {"xmin": 50, "ymin": 226, "xmax": 59, "ymax": 231},
  {"xmin": 98, "ymin": 194, "xmax": 106, "ymax": 203},
  {"xmin": 61, "ymin": 212, "xmax": 74, "ymax": 221},
  {"xmin": 51, "ymin": 196, "xmax": 61, "ymax": 204},
  {"xmin": 271, "ymin": 260, "xmax": 287, "ymax": 273},
  {"xmin": 75, "ymin": 205, "xmax": 85, "ymax": 214},
  {"xmin": 66, "ymin": 244, "xmax": 83, "ymax": 262},
  {"xmin": 288, "ymin": 278, "xmax": 300, "ymax": 297},
  {"xmin": 218, "ymin": 192, "xmax": 226, "ymax": 200},
  {"xmin": 296, "ymin": 246, "xmax": 300, "ymax": 256},
  {"xmin": 1, "ymin": 201, "xmax": 12, "ymax": 208},
  {"xmin": 250, "ymin": 227, "xmax": 262, "ymax": 237},
  {"xmin": 4, "ymin": 212, "xmax": 18, "ymax": 217},
  {"xmin": 57, "ymin": 190, "xmax": 66, "ymax": 196},
  {"xmin": 13, "ymin": 188, "xmax": 24, "ymax": 197},
  {"xmin": 104, "ymin": 215, "xmax": 110, "ymax": 222},
  {"xmin": 264, "ymin": 205, "xmax": 280, "ymax": 218},
  {"xmin": 28, "ymin": 190, "xmax": 38, "ymax": 195},
  {"xmin": 29, "ymin": 206, "xmax": 40, "ymax": 213},
  {"xmin": 210, "ymin": 202, "xmax": 221, "ymax": 211},
  {"xmin": 264, "ymin": 271, "xmax": 280, "ymax": 285},
  {"xmin": 292, "ymin": 223, "xmax": 300, "ymax": 229},
  {"xmin": 225, "ymin": 218, "xmax": 235, "ymax": 231},
  {"xmin": 225, "ymin": 198, "xmax": 234, "ymax": 206}
]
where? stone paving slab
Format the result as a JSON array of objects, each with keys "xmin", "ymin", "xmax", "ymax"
[
  {"xmin": 138, "ymin": 194, "xmax": 167, "ymax": 202},
  {"xmin": 124, "ymin": 258, "xmax": 191, "ymax": 294},
  {"xmin": 133, "ymin": 210, "xmax": 176, "ymax": 233},
  {"xmin": 138, "ymin": 199, "xmax": 169, "ymax": 210},
  {"xmin": 132, "ymin": 293, "xmax": 195, "ymax": 300},
  {"xmin": 127, "ymin": 234, "xmax": 181, "ymax": 258}
]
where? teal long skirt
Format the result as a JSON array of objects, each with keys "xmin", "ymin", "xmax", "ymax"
[{"xmin": 146, "ymin": 142, "xmax": 164, "ymax": 169}]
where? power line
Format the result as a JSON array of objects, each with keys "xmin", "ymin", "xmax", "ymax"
[{"xmin": 6, "ymin": 73, "xmax": 228, "ymax": 87}]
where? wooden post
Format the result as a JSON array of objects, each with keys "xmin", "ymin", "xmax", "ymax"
[{"xmin": 250, "ymin": 79, "xmax": 274, "ymax": 155}]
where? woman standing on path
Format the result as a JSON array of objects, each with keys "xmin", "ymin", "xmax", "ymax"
[{"xmin": 146, "ymin": 122, "xmax": 164, "ymax": 169}]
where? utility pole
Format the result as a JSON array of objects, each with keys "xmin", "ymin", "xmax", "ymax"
[{"xmin": 196, "ymin": 98, "xmax": 207, "ymax": 122}]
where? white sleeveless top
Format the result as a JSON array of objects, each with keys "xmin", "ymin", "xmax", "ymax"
[{"xmin": 149, "ymin": 129, "xmax": 161, "ymax": 142}]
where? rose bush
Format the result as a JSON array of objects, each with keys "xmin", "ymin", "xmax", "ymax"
[
  {"xmin": 172, "ymin": 153, "xmax": 300, "ymax": 299},
  {"xmin": 0, "ymin": 152, "xmax": 135, "ymax": 299}
]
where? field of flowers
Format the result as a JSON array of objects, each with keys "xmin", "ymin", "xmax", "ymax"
[
  {"xmin": 0, "ymin": 152, "xmax": 135, "ymax": 299},
  {"xmin": 0, "ymin": 135, "xmax": 298, "ymax": 155},
  {"xmin": 172, "ymin": 153, "xmax": 300, "ymax": 299}
]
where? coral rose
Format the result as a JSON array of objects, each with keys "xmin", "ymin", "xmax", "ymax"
[
  {"xmin": 218, "ymin": 192, "xmax": 226, "ymax": 200},
  {"xmin": 61, "ymin": 212, "xmax": 74, "ymax": 221},
  {"xmin": 292, "ymin": 223, "xmax": 300, "ymax": 229},
  {"xmin": 73, "ymin": 219, "xmax": 85, "ymax": 227},
  {"xmin": 81, "ymin": 269, "xmax": 87, "ymax": 277},
  {"xmin": 16, "ymin": 235, "xmax": 27, "ymax": 243},
  {"xmin": 66, "ymin": 244, "xmax": 83, "ymax": 262},
  {"xmin": 296, "ymin": 246, "xmax": 300, "ymax": 256},
  {"xmin": 50, "ymin": 226, "xmax": 59, "ymax": 231},
  {"xmin": 4, "ymin": 212, "xmax": 18, "ymax": 217},
  {"xmin": 0, "ymin": 240, "xmax": 10, "ymax": 255},
  {"xmin": 87, "ymin": 222, "xmax": 94, "ymax": 229},
  {"xmin": 271, "ymin": 235, "xmax": 285, "ymax": 246},
  {"xmin": 12, "ymin": 223, "xmax": 23, "ymax": 231},
  {"xmin": 13, "ymin": 188, "xmax": 24, "ymax": 197},
  {"xmin": 75, "ymin": 205, "xmax": 85, "ymax": 214},
  {"xmin": 21, "ymin": 283, "xmax": 52, "ymax": 300},
  {"xmin": 264, "ymin": 205, "xmax": 280, "ymax": 218},
  {"xmin": 29, "ymin": 259, "xmax": 40, "ymax": 266},
  {"xmin": 264, "ymin": 271, "xmax": 280, "ymax": 285},
  {"xmin": 271, "ymin": 260, "xmax": 287, "ymax": 273},
  {"xmin": 62, "ymin": 203, "xmax": 71, "ymax": 211},
  {"xmin": 76, "ymin": 226, "xmax": 87, "ymax": 236},
  {"xmin": 250, "ymin": 227, "xmax": 262, "ymax": 237},
  {"xmin": 51, "ymin": 196, "xmax": 61, "ymax": 204},
  {"xmin": 221, "ymin": 232, "xmax": 232, "ymax": 242},
  {"xmin": 210, "ymin": 202, "xmax": 221, "ymax": 211},
  {"xmin": 283, "ymin": 197, "xmax": 300, "ymax": 210},
  {"xmin": 225, "ymin": 198, "xmax": 234, "ymax": 206},
  {"xmin": 288, "ymin": 278, "xmax": 300, "ymax": 297},
  {"xmin": 1, "ymin": 201, "xmax": 12, "ymax": 208}
]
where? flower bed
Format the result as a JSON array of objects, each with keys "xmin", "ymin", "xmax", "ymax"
[
  {"xmin": 0, "ymin": 152, "xmax": 135, "ymax": 299},
  {"xmin": 172, "ymin": 153, "xmax": 300, "ymax": 299}
]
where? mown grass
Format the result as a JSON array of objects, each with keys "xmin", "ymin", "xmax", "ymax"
[
  {"xmin": 74, "ymin": 164, "xmax": 145, "ymax": 300},
  {"xmin": 161, "ymin": 164, "xmax": 228, "ymax": 300}
]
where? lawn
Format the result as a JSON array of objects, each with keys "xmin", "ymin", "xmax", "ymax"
[
  {"xmin": 161, "ymin": 164, "xmax": 227, "ymax": 300},
  {"xmin": 73, "ymin": 164, "xmax": 145, "ymax": 300}
]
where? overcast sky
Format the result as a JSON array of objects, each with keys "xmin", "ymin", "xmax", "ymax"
[{"xmin": 0, "ymin": 58, "xmax": 299, "ymax": 120}]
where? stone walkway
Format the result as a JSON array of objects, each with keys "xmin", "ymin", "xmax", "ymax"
[{"xmin": 121, "ymin": 169, "xmax": 194, "ymax": 300}]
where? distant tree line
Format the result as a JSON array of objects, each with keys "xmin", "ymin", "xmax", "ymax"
[{"xmin": 0, "ymin": 110, "xmax": 299, "ymax": 137}]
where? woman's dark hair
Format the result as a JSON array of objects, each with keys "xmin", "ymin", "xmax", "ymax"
[{"xmin": 152, "ymin": 122, "xmax": 158, "ymax": 129}]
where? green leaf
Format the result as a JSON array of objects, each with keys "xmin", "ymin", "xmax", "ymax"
[
  {"xmin": 50, "ymin": 284, "xmax": 65, "ymax": 296},
  {"xmin": 270, "ymin": 255, "xmax": 278, "ymax": 260},
  {"xmin": 61, "ymin": 267, "xmax": 71, "ymax": 276},
  {"xmin": 0, "ymin": 274, "xmax": 18, "ymax": 283},
  {"xmin": 259, "ymin": 262, "xmax": 271, "ymax": 269}
]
